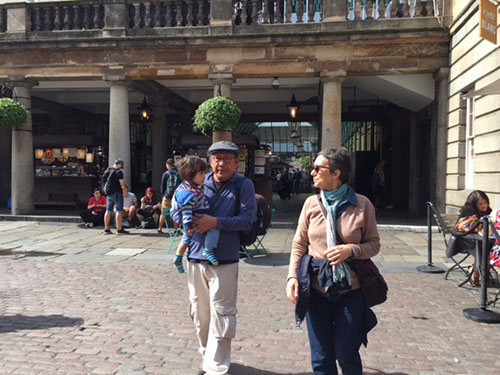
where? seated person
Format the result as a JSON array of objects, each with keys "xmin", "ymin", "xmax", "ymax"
[
  {"xmin": 80, "ymin": 188, "xmax": 107, "ymax": 228},
  {"xmin": 455, "ymin": 190, "xmax": 493, "ymax": 286},
  {"xmin": 121, "ymin": 184, "xmax": 139, "ymax": 227},
  {"xmin": 137, "ymin": 187, "xmax": 162, "ymax": 227}
]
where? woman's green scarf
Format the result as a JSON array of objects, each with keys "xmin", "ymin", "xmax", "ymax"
[{"xmin": 322, "ymin": 183, "xmax": 348, "ymax": 224}]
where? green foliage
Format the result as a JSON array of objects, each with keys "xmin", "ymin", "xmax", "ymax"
[
  {"xmin": 193, "ymin": 96, "xmax": 241, "ymax": 136},
  {"xmin": 0, "ymin": 98, "xmax": 28, "ymax": 128},
  {"xmin": 297, "ymin": 155, "xmax": 311, "ymax": 169}
]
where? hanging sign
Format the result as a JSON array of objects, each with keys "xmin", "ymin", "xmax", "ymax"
[{"xmin": 479, "ymin": 0, "xmax": 497, "ymax": 44}]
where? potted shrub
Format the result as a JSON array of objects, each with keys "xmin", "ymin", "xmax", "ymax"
[
  {"xmin": 0, "ymin": 98, "xmax": 28, "ymax": 129},
  {"xmin": 193, "ymin": 96, "xmax": 241, "ymax": 142}
]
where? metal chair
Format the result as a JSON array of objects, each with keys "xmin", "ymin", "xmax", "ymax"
[
  {"xmin": 162, "ymin": 208, "xmax": 181, "ymax": 254},
  {"xmin": 240, "ymin": 208, "xmax": 275, "ymax": 259},
  {"xmin": 427, "ymin": 202, "xmax": 480, "ymax": 286}
]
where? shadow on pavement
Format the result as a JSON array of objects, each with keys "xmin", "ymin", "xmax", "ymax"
[
  {"xmin": 230, "ymin": 363, "xmax": 311, "ymax": 375},
  {"xmin": 242, "ymin": 253, "xmax": 290, "ymax": 267},
  {"xmin": 0, "ymin": 314, "xmax": 84, "ymax": 333},
  {"xmin": 364, "ymin": 368, "xmax": 410, "ymax": 375}
]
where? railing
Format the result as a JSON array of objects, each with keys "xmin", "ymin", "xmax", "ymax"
[
  {"xmin": 27, "ymin": 1, "xmax": 105, "ymax": 31},
  {"xmin": 346, "ymin": 0, "xmax": 438, "ymax": 20},
  {"xmin": 233, "ymin": 0, "xmax": 323, "ymax": 25},
  {"xmin": 127, "ymin": 0, "xmax": 210, "ymax": 28}
]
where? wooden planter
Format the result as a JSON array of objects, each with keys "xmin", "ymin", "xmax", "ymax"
[{"xmin": 212, "ymin": 130, "xmax": 232, "ymax": 143}]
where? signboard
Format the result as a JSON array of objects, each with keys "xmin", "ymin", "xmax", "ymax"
[{"xmin": 479, "ymin": 0, "xmax": 497, "ymax": 44}]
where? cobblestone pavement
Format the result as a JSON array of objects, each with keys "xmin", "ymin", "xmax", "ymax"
[{"xmin": 0, "ymin": 221, "xmax": 499, "ymax": 375}]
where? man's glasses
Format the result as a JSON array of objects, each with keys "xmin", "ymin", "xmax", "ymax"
[
  {"xmin": 211, "ymin": 156, "xmax": 235, "ymax": 164},
  {"xmin": 312, "ymin": 165, "xmax": 330, "ymax": 173}
]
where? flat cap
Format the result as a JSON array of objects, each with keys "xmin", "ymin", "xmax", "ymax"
[{"xmin": 208, "ymin": 141, "xmax": 239, "ymax": 156}]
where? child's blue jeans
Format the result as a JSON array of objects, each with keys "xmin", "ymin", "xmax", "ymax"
[{"xmin": 181, "ymin": 227, "xmax": 219, "ymax": 250}]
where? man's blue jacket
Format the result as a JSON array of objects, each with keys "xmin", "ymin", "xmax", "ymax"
[{"xmin": 187, "ymin": 171, "xmax": 257, "ymax": 263}]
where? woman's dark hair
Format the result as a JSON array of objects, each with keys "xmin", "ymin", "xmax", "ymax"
[
  {"xmin": 93, "ymin": 188, "xmax": 102, "ymax": 194},
  {"xmin": 177, "ymin": 155, "xmax": 207, "ymax": 182},
  {"xmin": 461, "ymin": 190, "xmax": 491, "ymax": 215},
  {"xmin": 318, "ymin": 147, "xmax": 351, "ymax": 184}
]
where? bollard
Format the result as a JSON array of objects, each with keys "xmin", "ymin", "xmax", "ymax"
[
  {"xmin": 417, "ymin": 202, "xmax": 445, "ymax": 273},
  {"xmin": 463, "ymin": 216, "xmax": 500, "ymax": 323}
]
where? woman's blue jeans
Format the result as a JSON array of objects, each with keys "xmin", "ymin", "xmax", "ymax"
[{"xmin": 305, "ymin": 288, "xmax": 365, "ymax": 375}]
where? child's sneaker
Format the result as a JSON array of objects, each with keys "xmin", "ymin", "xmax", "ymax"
[
  {"xmin": 202, "ymin": 248, "xmax": 219, "ymax": 266},
  {"xmin": 173, "ymin": 254, "xmax": 184, "ymax": 273}
]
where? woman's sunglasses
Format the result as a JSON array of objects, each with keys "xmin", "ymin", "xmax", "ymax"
[{"xmin": 312, "ymin": 165, "xmax": 330, "ymax": 173}]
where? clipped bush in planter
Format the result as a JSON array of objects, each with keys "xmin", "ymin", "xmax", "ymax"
[
  {"xmin": 193, "ymin": 96, "xmax": 241, "ymax": 136},
  {"xmin": 0, "ymin": 98, "xmax": 28, "ymax": 128}
]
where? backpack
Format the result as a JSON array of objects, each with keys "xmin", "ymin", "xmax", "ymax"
[
  {"xmin": 234, "ymin": 177, "xmax": 262, "ymax": 247},
  {"xmin": 166, "ymin": 171, "xmax": 180, "ymax": 198},
  {"xmin": 140, "ymin": 216, "xmax": 156, "ymax": 229},
  {"xmin": 101, "ymin": 168, "xmax": 121, "ymax": 195}
]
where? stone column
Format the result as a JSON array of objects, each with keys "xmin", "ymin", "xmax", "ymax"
[
  {"xmin": 103, "ymin": 0, "xmax": 127, "ymax": 37},
  {"xmin": 105, "ymin": 76, "xmax": 131, "ymax": 187},
  {"xmin": 322, "ymin": 0, "xmax": 347, "ymax": 21},
  {"xmin": 433, "ymin": 68, "xmax": 450, "ymax": 212},
  {"xmin": 9, "ymin": 78, "xmax": 38, "ymax": 215},
  {"xmin": 320, "ymin": 71, "xmax": 346, "ymax": 150},
  {"xmin": 209, "ymin": 73, "xmax": 234, "ymax": 98},
  {"xmin": 151, "ymin": 97, "xmax": 168, "ymax": 191}
]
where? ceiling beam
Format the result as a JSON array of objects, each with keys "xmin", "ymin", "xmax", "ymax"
[{"xmin": 130, "ymin": 80, "xmax": 196, "ymax": 114}]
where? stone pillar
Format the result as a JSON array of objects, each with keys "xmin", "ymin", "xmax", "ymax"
[
  {"xmin": 103, "ymin": 0, "xmax": 127, "ymax": 37},
  {"xmin": 433, "ymin": 68, "xmax": 450, "ymax": 212},
  {"xmin": 209, "ymin": 73, "xmax": 234, "ymax": 98},
  {"xmin": 322, "ymin": 0, "xmax": 347, "ymax": 21},
  {"xmin": 320, "ymin": 71, "xmax": 346, "ymax": 150},
  {"xmin": 6, "ymin": 4, "xmax": 28, "ymax": 37},
  {"xmin": 105, "ymin": 76, "xmax": 131, "ymax": 187},
  {"xmin": 9, "ymin": 78, "xmax": 38, "ymax": 215},
  {"xmin": 210, "ymin": 0, "xmax": 233, "ymax": 26},
  {"xmin": 151, "ymin": 97, "xmax": 168, "ymax": 191}
]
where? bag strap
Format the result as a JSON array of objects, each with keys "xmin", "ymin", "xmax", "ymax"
[{"xmin": 233, "ymin": 176, "xmax": 245, "ymax": 216}]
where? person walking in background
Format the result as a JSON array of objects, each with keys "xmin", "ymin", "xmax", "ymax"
[
  {"xmin": 175, "ymin": 141, "xmax": 256, "ymax": 375},
  {"xmin": 102, "ymin": 159, "xmax": 128, "ymax": 234},
  {"xmin": 292, "ymin": 167, "xmax": 302, "ymax": 195},
  {"xmin": 158, "ymin": 158, "xmax": 181, "ymax": 234},
  {"xmin": 371, "ymin": 160, "xmax": 386, "ymax": 209},
  {"xmin": 80, "ymin": 188, "xmax": 106, "ymax": 228},
  {"xmin": 286, "ymin": 147, "xmax": 380, "ymax": 375},
  {"xmin": 171, "ymin": 155, "xmax": 219, "ymax": 273}
]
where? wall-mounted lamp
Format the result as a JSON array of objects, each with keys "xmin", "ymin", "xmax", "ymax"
[
  {"xmin": 287, "ymin": 94, "xmax": 299, "ymax": 119},
  {"xmin": 271, "ymin": 77, "xmax": 280, "ymax": 90},
  {"xmin": 138, "ymin": 97, "xmax": 153, "ymax": 121}
]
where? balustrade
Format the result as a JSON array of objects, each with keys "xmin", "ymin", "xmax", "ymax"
[
  {"xmin": 127, "ymin": 1, "xmax": 209, "ymax": 28},
  {"xmin": 347, "ymin": 0, "xmax": 438, "ymax": 20},
  {"xmin": 233, "ymin": 0, "xmax": 323, "ymax": 25},
  {"xmin": 27, "ymin": 1, "xmax": 105, "ymax": 31},
  {"xmin": 0, "ymin": 0, "xmax": 443, "ymax": 35}
]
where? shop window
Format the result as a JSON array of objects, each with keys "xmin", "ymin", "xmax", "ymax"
[{"xmin": 465, "ymin": 97, "xmax": 475, "ymax": 189}]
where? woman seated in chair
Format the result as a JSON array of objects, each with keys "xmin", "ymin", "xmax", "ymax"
[
  {"xmin": 455, "ymin": 190, "xmax": 493, "ymax": 286},
  {"xmin": 137, "ymin": 187, "xmax": 162, "ymax": 228}
]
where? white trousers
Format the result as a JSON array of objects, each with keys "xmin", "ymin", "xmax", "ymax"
[{"xmin": 187, "ymin": 262, "xmax": 239, "ymax": 375}]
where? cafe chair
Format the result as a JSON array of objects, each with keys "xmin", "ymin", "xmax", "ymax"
[
  {"xmin": 240, "ymin": 208, "xmax": 275, "ymax": 259},
  {"xmin": 162, "ymin": 208, "xmax": 181, "ymax": 254},
  {"xmin": 427, "ymin": 202, "xmax": 480, "ymax": 287}
]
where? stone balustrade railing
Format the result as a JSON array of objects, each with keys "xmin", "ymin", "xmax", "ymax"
[{"xmin": 0, "ymin": 0, "xmax": 443, "ymax": 36}]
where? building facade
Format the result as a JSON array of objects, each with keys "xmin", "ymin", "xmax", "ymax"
[{"xmin": 1, "ymin": 0, "xmax": 480, "ymax": 215}]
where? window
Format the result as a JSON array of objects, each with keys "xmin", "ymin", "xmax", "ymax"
[{"xmin": 465, "ymin": 97, "xmax": 475, "ymax": 189}]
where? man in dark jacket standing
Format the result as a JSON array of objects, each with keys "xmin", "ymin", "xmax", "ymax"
[
  {"xmin": 188, "ymin": 141, "xmax": 257, "ymax": 375},
  {"xmin": 158, "ymin": 158, "xmax": 180, "ymax": 233}
]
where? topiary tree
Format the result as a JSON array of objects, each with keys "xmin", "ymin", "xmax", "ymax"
[
  {"xmin": 0, "ymin": 98, "xmax": 28, "ymax": 128},
  {"xmin": 193, "ymin": 96, "xmax": 241, "ymax": 136}
]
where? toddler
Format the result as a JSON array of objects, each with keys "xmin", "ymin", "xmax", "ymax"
[{"xmin": 170, "ymin": 155, "xmax": 219, "ymax": 273}]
